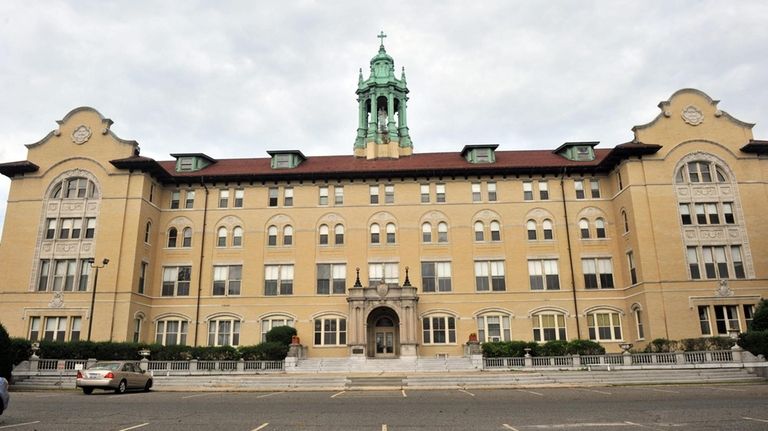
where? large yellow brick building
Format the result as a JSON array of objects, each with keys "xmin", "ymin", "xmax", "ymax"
[{"xmin": 1, "ymin": 42, "xmax": 766, "ymax": 357}]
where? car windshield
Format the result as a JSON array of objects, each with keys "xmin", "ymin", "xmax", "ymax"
[{"xmin": 89, "ymin": 362, "xmax": 122, "ymax": 371}]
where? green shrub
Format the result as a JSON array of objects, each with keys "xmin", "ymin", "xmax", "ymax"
[
  {"xmin": 706, "ymin": 337, "xmax": 736, "ymax": 350},
  {"xmin": 265, "ymin": 326, "xmax": 297, "ymax": 346},
  {"xmin": 739, "ymin": 330, "xmax": 768, "ymax": 357},
  {"xmin": 565, "ymin": 339, "xmax": 605, "ymax": 355},
  {"xmin": 188, "ymin": 346, "xmax": 240, "ymax": 361},
  {"xmin": 239, "ymin": 342, "xmax": 289, "ymax": 361},
  {"xmin": 481, "ymin": 341, "xmax": 538, "ymax": 358},
  {"xmin": 0, "ymin": 323, "xmax": 12, "ymax": 381},
  {"xmin": 9, "ymin": 338, "xmax": 31, "ymax": 365},
  {"xmin": 749, "ymin": 299, "xmax": 768, "ymax": 331},
  {"xmin": 538, "ymin": 340, "xmax": 569, "ymax": 356},
  {"xmin": 643, "ymin": 338, "xmax": 677, "ymax": 353}
]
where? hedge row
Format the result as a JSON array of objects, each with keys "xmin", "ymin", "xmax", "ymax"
[
  {"xmin": 481, "ymin": 340, "xmax": 605, "ymax": 358},
  {"xmin": 641, "ymin": 337, "xmax": 736, "ymax": 353},
  {"xmin": 739, "ymin": 331, "xmax": 768, "ymax": 357}
]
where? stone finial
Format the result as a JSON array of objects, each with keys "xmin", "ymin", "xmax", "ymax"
[
  {"xmin": 354, "ymin": 267, "xmax": 362, "ymax": 287},
  {"xmin": 403, "ymin": 266, "xmax": 411, "ymax": 287}
]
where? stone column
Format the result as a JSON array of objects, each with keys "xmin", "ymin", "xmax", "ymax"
[{"xmin": 387, "ymin": 94, "xmax": 396, "ymax": 136}]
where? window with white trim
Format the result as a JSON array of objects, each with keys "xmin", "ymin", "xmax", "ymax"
[
  {"xmin": 162, "ymin": 266, "xmax": 191, "ymax": 296},
  {"xmin": 334, "ymin": 224, "xmax": 344, "ymax": 245},
  {"xmin": 207, "ymin": 319, "xmax": 241, "ymax": 346},
  {"xmin": 488, "ymin": 182, "xmax": 497, "ymax": 201},
  {"xmin": 698, "ymin": 306, "xmax": 712, "ymax": 335},
  {"xmin": 587, "ymin": 311, "xmax": 622, "ymax": 341},
  {"xmin": 170, "ymin": 191, "xmax": 180, "ymax": 209},
  {"xmin": 471, "ymin": 183, "xmax": 481, "ymax": 202},
  {"xmin": 574, "ymin": 180, "xmax": 585, "ymax": 199},
  {"xmin": 155, "ymin": 319, "xmax": 188, "ymax": 345},
  {"xmin": 421, "ymin": 261, "xmax": 452, "ymax": 293},
  {"xmin": 283, "ymin": 187, "xmax": 293, "ymax": 207},
  {"xmin": 217, "ymin": 227, "xmax": 228, "ymax": 247},
  {"xmin": 334, "ymin": 186, "xmax": 344, "ymax": 205},
  {"xmin": 317, "ymin": 263, "xmax": 346, "ymax": 295},
  {"xmin": 218, "ymin": 189, "xmax": 229, "ymax": 208},
  {"xmin": 437, "ymin": 222, "xmax": 448, "ymax": 243},
  {"xmin": 234, "ymin": 189, "xmax": 244, "ymax": 208},
  {"xmin": 633, "ymin": 308, "xmax": 645, "ymax": 339},
  {"xmin": 523, "ymin": 181, "xmax": 533, "ymax": 201},
  {"xmin": 422, "ymin": 223, "xmax": 432, "ymax": 243},
  {"xmin": 436, "ymin": 184, "xmax": 446, "ymax": 203},
  {"xmin": 267, "ymin": 225, "xmax": 278, "ymax": 246},
  {"xmin": 539, "ymin": 181, "xmax": 549, "ymax": 200},
  {"xmin": 369, "ymin": 263, "xmax": 399, "ymax": 284},
  {"xmin": 532, "ymin": 313, "xmax": 567, "ymax": 342},
  {"xmin": 528, "ymin": 259, "xmax": 560, "ymax": 290},
  {"xmin": 369, "ymin": 185, "xmax": 379, "ymax": 204},
  {"xmin": 582, "ymin": 257, "xmax": 614, "ymax": 289},
  {"xmin": 185, "ymin": 190, "xmax": 196, "ymax": 208},
  {"xmin": 422, "ymin": 315, "xmax": 456, "ymax": 344},
  {"xmin": 474, "ymin": 260, "xmax": 505, "ymax": 291},
  {"xmin": 384, "ymin": 184, "xmax": 395, "ymax": 204},
  {"xmin": 542, "ymin": 219, "xmax": 554, "ymax": 240},
  {"xmin": 264, "ymin": 264, "xmax": 293, "ymax": 296},
  {"xmin": 590, "ymin": 179, "xmax": 600, "ymax": 198},
  {"xmin": 261, "ymin": 316, "xmax": 294, "ymax": 342},
  {"xmin": 476, "ymin": 314, "xmax": 510, "ymax": 342},
  {"xmin": 314, "ymin": 317, "xmax": 346, "ymax": 346},
  {"xmin": 370, "ymin": 223, "xmax": 380, "ymax": 244},
  {"xmin": 232, "ymin": 226, "xmax": 243, "ymax": 247},
  {"xmin": 319, "ymin": 224, "xmax": 329, "ymax": 245},
  {"xmin": 319, "ymin": 186, "xmax": 329, "ymax": 205},
  {"xmin": 713, "ymin": 305, "xmax": 740, "ymax": 335}
]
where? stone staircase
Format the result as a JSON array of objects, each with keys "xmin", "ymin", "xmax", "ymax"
[{"xmin": 290, "ymin": 356, "xmax": 478, "ymax": 373}]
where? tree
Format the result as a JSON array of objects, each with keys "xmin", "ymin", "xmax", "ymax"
[
  {"xmin": 265, "ymin": 325, "xmax": 297, "ymax": 346},
  {"xmin": 0, "ymin": 323, "xmax": 12, "ymax": 382},
  {"xmin": 750, "ymin": 299, "xmax": 768, "ymax": 331}
]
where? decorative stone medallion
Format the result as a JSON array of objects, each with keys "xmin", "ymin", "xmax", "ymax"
[
  {"xmin": 715, "ymin": 279, "xmax": 734, "ymax": 297},
  {"xmin": 49, "ymin": 291, "xmax": 65, "ymax": 308},
  {"xmin": 72, "ymin": 125, "xmax": 92, "ymax": 144},
  {"xmin": 376, "ymin": 282, "xmax": 389, "ymax": 298},
  {"xmin": 681, "ymin": 105, "xmax": 704, "ymax": 126}
]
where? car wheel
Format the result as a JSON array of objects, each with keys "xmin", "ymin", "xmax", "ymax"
[
  {"xmin": 115, "ymin": 380, "xmax": 127, "ymax": 394},
  {"xmin": 143, "ymin": 380, "xmax": 152, "ymax": 392},
  {"xmin": 82, "ymin": 387, "xmax": 94, "ymax": 395}
]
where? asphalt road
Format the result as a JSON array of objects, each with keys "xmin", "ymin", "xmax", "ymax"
[{"xmin": 2, "ymin": 384, "xmax": 768, "ymax": 431}]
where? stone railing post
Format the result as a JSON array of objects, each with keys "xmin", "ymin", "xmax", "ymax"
[
  {"xmin": 470, "ymin": 354, "xmax": 484, "ymax": 370},
  {"xmin": 29, "ymin": 356, "xmax": 40, "ymax": 373},
  {"xmin": 675, "ymin": 351, "xmax": 686, "ymax": 365},
  {"xmin": 731, "ymin": 344, "xmax": 744, "ymax": 363},
  {"xmin": 189, "ymin": 359, "xmax": 198, "ymax": 373},
  {"xmin": 87, "ymin": 358, "xmax": 98, "ymax": 369},
  {"xmin": 623, "ymin": 351, "xmax": 632, "ymax": 366},
  {"xmin": 572, "ymin": 354, "xmax": 581, "ymax": 367},
  {"xmin": 237, "ymin": 358, "xmax": 245, "ymax": 372},
  {"xmin": 284, "ymin": 356, "xmax": 297, "ymax": 369},
  {"xmin": 524, "ymin": 353, "xmax": 533, "ymax": 368},
  {"xmin": 139, "ymin": 357, "xmax": 149, "ymax": 372}
]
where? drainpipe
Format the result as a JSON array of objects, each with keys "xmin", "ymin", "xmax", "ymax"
[
  {"xmin": 560, "ymin": 169, "xmax": 581, "ymax": 339},
  {"xmin": 193, "ymin": 179, "xmax": 209, "ymax": 347}
]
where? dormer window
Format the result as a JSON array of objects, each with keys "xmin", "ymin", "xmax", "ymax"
[
  {"xmin": 171, "ymin": 153, "xmax": 216, "ymax": 172},
  {"xmin": 554, "ymin": 142, "xmax": 598, "ymax": 162},
  {"xmin": 267, "ymin": 150, "xmax": 306, "ymax": 169},
  {"xmin": 461, "ymin": 145, "xmax": 498, "ymax": 164}
]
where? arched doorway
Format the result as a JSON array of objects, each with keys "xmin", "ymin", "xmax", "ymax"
[{"xmin": 367, "ymin": 307, "xmax": 400, "ymax": 358}]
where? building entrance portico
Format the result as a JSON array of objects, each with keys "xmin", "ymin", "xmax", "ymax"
[{"xmin": 368, "ymin": 307, "xmax": 398, "ymax": 358}]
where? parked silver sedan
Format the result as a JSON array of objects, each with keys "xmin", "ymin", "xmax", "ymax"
[
  {"xmin": 76, "ymin": 361, "xmax": 152, "ymax": 394},
  {"xmin": 0, "ymin": 377, "xmax": 9, "ymax": 415}
]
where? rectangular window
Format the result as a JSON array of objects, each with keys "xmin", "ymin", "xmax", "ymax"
[
  {"xmin": 38, "ymin": 260, "xmax": 50, "ymax": 291},
  {"xmin": 679, "ymin": 204, "xmax": 692, "ymax": 225},
  {"xmin": 162, "ymin": 266, "xmax": 191, "ymax": 296},
  {"xmin": 71, "ymin": 219, "xmax": 83, "ymax": 239},
  {"xmin": 528, "ymin": 259, "xmax": 560, "ymax": 290},
  {"xmin": 714, "ymin": 305, "xmax": 740, "ymax": 335},
  {"xmin": 590, "ymin": 179, "xmax": 600, "ymax": 198},
  {"xmin": 744, "ymin": 304, "xmax": 755, "ymax": 330},
  {"xmin": 70, "ymin": 317, "xmax": 82, "ymax": 342},
  {"xmin": 587, "ymin": 312, "xmax": 622, "ymax": 341},
  {"xmin": 45, "ymin": 218, "xmax": 56, "ymax": 239},
  {"xmin": 471, "ymin": 183, "xmax": 481, "ymax": 202},
  {"xmin": 532, "ymin": 314, "xmax": 567, "ymax": 342},
  {"xmin": 420, "ymin": 184, "xmax": 430, "ymax": 203},
  {"xmin": 687, "ymin": 247, "xmax": 701, "ymax": 279},
  {"xmin": 78, "ymin": 259, "xmax": 90, "ymax": 291},
  {"xmin": 487, "ymin": 182, "xmax": 497, "ymax": 201},
  {"xmin": 421, "ymin": 261, "xmax": 452, "ymax": 293},
  {"xmin": 283, "ymin": 187, "xmax": 293, "ymax": 207},
  {"xmin": 695, "ymin": 204, "xmax": 707, "ymax": 225},
  {"xmin": 84, "ymin": 218, "xmax": 96, "ymax": 239},
  {"xmin": 334, "ymin": 186, "xmax": 344, "ymax": 205},
  {"xmin": 384, "ymin": 185, "xmax": 395, "ymax": 204},
  {"xmin": 582, "ymin": 258, "xmax": 614, "ymax": 289},
  {"xmin": 52, "ymin": 259, "xmax": 77, "ymax": 291},
  {"xmin": 319, "ymin": 186, "xmax": 329, "ymax": 205},
  {"xmin": 474, "ymin": 260, "xmax": 505, "ymax": 292},
  {"xmin": 436, "ymin": 184, "xmax": 446, "ymax": 203},
  {"xmin": 422, "ymin": 316, "xmax": 456, "ymax": 344},
  {"xmin": 368, "ymin": 263, "xmax": 399, "ymax": 284},
  {"xmin": 574, "ymin": 180, "xmax": 585, "ymax": 199},
  {"xmin": 29, "ymin": 317, "xmax": 41, "ymax": 341},
  {"xmin": 133, "ymin": 318, "xmax": 142, "ymax": 343},
  {"xmin": 185, "ymin": 190, "xmax": 196, "ymax": 209},
  {"xmin": 706, "ymin": 203, "xmax": 720, "ymax": 224},
  {"xmin": 44, "ymin": 316, "xmax": 67, "ymax": 342},
  {"xmin": 627, "ymin": 251, "xmax": 637, "ymax": 285},
  {"xmin": 213, "ymin": 265, "xmax": 242, "ymax": 296},
  {"xmin": 268, "ymin": 187, "xmax": 278, "ymax": 207},
  {"xmin": 723, "ymin": 202, "xmax": 735, "ymax": 224},
  {"xmin": 369, "ymin": 185, "xmax": 379, "ymax": 204},
  {"xmin": 634, "ymin": 309, "xmax": 644, "ymax": 339},
  {"xmin": 234, "ymin": 189, "xmax": 244, "ymax": 208},
  {"xmin": 316, "ymin": 263, "xmax": 346, "ymax": 295},
  {"xmin": 539, "ymin": 181, "xmax": 549, "ymax": 200},
  {"xmin": 523, "ymin": 181, "xmax": 533, "ymax": 201},
  {"xmin": 170, "ymin": 191, "xmax": 180, "ymax": 209},
  {"xmin": 138, "ymin": 262, "xmax": 148, "ymax": 294},
  {"xmin": 59, "ymin": 219, "xmax": 73, "ymax": 239},
  {"xmin": 313, "ymin": 317, "xmax": 346, "ymax": 346},
  {"xmin": 731, "ymin": 246, "xmax": 745, "ymax": 279},
  {"xmin": 264, "ymin": 264, "xmax": 294, "ymax": 296},
  {"xmin": 218, "ymin": 189, "xmax": 229, "ymax": 208}
]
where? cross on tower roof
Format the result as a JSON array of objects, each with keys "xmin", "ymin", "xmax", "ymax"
[{"xmin": 377, "ymin": 31, "xmax": 387, "ymax": 46}]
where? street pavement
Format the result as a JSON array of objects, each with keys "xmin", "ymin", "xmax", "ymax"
[{"xmin": 2, "ymin": 384, "xmax": 768, "ymax": 430}]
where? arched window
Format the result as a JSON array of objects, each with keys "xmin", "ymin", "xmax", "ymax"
[
  {"xmin": 283, "ymin": 225, "xmax": 293, "ymax": 245},
  {"xmin": 579, "ymin": 219, "xmax": 590, "ymax": 239},
  {"xmin": 207, "ymin": 318, "xmax": 241, "ymax": 346},
  {"xmin": 261, "ymin": 315, "xmax": 295, "ymax": 342},
  {"xmin": 422, "ymin": 223, "xmax": 432, "ymax": 243},
  {"xmin": 313, "ymin": 315, "xmax": 347, "ymax": 346},
  {"xmin": 144, "ymin": 221, "xmax": 152, "ymax": 244},
  {"xmin": 676, "ymin": 161, "xmax": 729, "ymax": 184},
  {"xmin": 217, "ymin": 227, "xmax": 228, "ymax": 247},
  {"xmin": 167, "ymin": 227, "xmax": 178, "ymax": 248},
  {"xmin": 526, "ymin": 220, "xmax": 537, "ymax": 240},
  {"xmin": 587, "ymin": 310, "xmax": 622, "ymax": 341},
  {"xmin": 232, "ymin": 226, "xmax": 243, "ymax": 247},
  {"xmin": 50, "ymin": 177, "xmax": 98, "ymax": 199},
  {"xmin": 532, "ymin": 313, "xmax": 567, "ymax": 341},
  {"xmin": 319, "ymin": 224, "xmax": 329, "ymax": 245},
  {"xmin": 490, "ymin": 221, "xmax": 501, "ymax": 241},
  {"xmin": 386, "ymin": 223, "xmax": 396, "ymax": 244},
  {"xmin": 622, "ymin": 211, "xmax": 629, "ymax": 233},
  {"xmin": 476, "ymin": 313, "xmax": 511, "ymax": 342},
  {"xmin": 422, "ymin": 314, "xmax": 456, "ymax": 344},
  {"xmin": 474, "ymin": 221, "xmax": 485, "ymax": 241},
  {"xmin": 155, "ymin": 319, "xmax": 189, "ymax": 346},
  {"xmin": 437, "ymin": 222, "xmax": 448, "ymax": 243},
  {"xmin": 370, "ymin": 223, "xmax": 380, "ymax": 244},
  {"xmin": 542, "ymin": 219, "xmax": 553, "ymax": 240},
  {"xmin": 182, "ymin": 227, "xmax": 192, "ymax": 247},
  {"xmin": 334, "ymin": 224, "xmax": 345, "ymax": 245},
  {"xmin": 267, "ymin": 225, "xmax": 278, "ymax": 246},
  {"xmin": 595, "ymin": 218, "xmax": 606, "ymax": 238}
]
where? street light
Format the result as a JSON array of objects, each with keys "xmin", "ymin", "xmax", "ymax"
[{"xmin": 86, "ymin": 257, "xmax": 109, "ymax": 341}]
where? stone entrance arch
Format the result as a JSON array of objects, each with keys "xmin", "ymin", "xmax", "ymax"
[{"xmin": 367, "ymin": 306, "xmax": 399, "ymax": 358}]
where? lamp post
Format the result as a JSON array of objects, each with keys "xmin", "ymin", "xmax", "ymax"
[{"xmin": 86, "ymin": 257, "xmax": 109, "ymax": 341}]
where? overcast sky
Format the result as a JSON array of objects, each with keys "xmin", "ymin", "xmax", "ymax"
[{"xmin": 1, "ymin": 1, "xmax": 767, "ymax": 238}]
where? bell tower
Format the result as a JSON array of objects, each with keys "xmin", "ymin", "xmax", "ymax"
[{"xmin": 354, "ymin": 32, "xmax": 413, "ymax": 159}]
